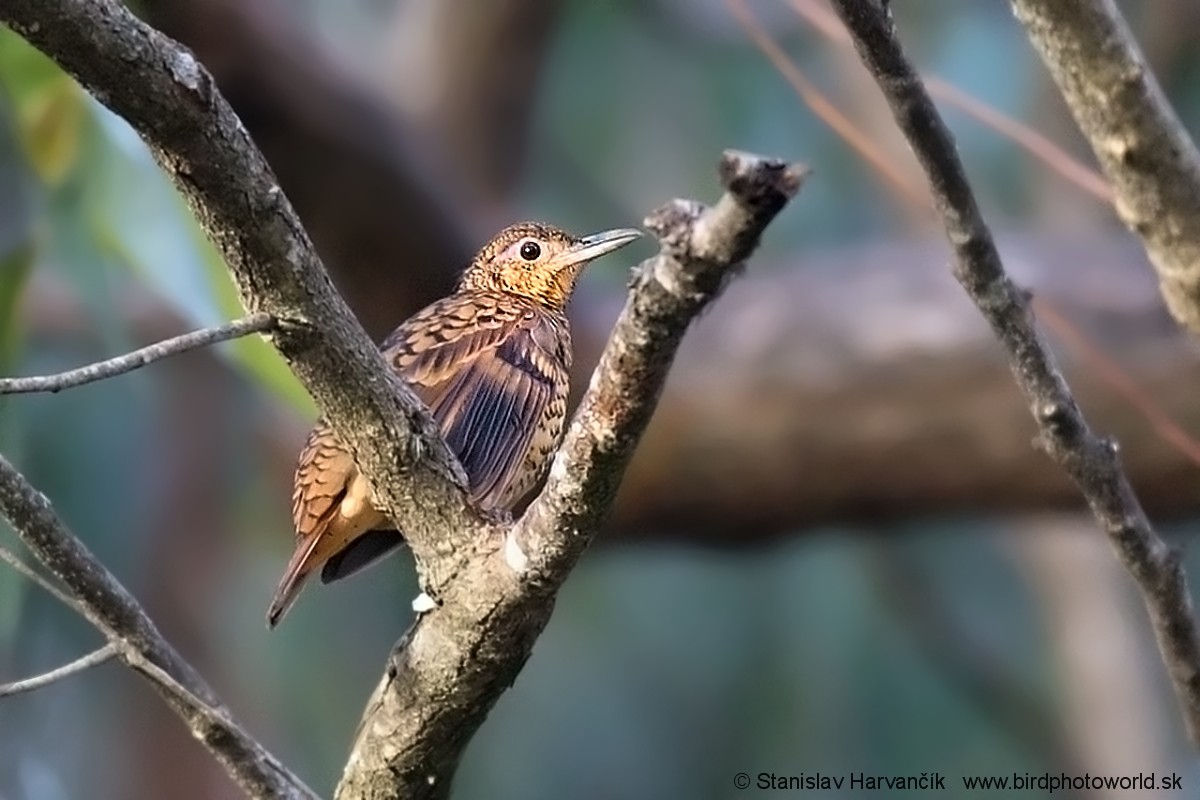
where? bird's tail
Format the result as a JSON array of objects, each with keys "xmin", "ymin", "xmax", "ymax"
[{"xmin": 265, "ymin": 530, "xmax": 325, "ymax": 628}]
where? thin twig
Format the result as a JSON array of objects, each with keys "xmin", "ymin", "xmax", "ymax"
[
  {"xmin": 0, "ymin": 542, "xmax": 82, "ymax": 610},
  {"xmin": 828, "ymin": 0, "xmax": 1200, "ymax": 746},
  {"xmin": 0, "ymin": 454, "xmax": 317, "ymax": 799},
  {"xmin": 0, "ymin": 643, "xmax": 117, "ymax": 698},
  {"xmin": 0, "ymin": 312, "xmax": 276, "ymax": 395}
]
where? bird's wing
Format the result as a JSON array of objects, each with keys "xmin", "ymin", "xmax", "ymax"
[
  {"xmin": 272, "ymin": 294, "xmax": 564, "ymax": 624},
  {"xmin": 384, "ymin": 293, "xmax": 565, "ymax": 508}
]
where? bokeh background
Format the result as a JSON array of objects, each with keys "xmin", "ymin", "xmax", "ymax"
[{"xmin": 2, "ymin": 1, "xmax": 1200, "ymax": 798}]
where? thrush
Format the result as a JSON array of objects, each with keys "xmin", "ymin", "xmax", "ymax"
[{"xmin": 266, "ymin": 221, "xmax": 641, "ymax": 626}]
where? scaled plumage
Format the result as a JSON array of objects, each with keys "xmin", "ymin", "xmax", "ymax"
[{"xmin": 267, "ymin": 221, "xmax": 641, "ymax": 626}]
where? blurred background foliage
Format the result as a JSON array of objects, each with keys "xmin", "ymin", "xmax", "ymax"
[{"xmin": 1, "ymin": 1, "xmax": 1199, "ymax": 798}]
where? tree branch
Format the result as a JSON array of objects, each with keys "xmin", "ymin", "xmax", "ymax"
[
  {"xmin": 829, "ymin": 0, "xmax": 1200, "ymax": 745},
  {"xmin": 0, "ymin": 3, "xmax": 806, "ymax": 798},
  {"xmin": 336, "ymin": 151, "xmax": 806, "ymax": 800},
  {"xmin": 139, "ymin": 0, "xmax": 479, "ymax": 340},
  {"xmin": 0, "ymin": 643, "xmax": 117, "ymax": 698},
  {"xmin": 0, "ymin": 312, "xmax": 275, "ymax": 394},
  {"xmin": 0, "ymin": 0, "xmax": 476, "ymax": 577},
  {"xmin": 0, "ymin": 454, "xmax": 317, "ymax": 799},
  {"xmin": 1010, "ymin": 0, "xmax": 1200, "ymax": 334}
]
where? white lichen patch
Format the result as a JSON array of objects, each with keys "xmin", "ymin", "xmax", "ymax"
[
  {"xmin": 503, "ymin": 529, "xmax": 529, "ymax": 573},
  {"xmin": 169, "ymin": 50, "xmax": 202, "ymax": 93}
]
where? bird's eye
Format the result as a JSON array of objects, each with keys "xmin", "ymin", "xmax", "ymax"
[{"xmin": 519, "ymin": 241, "xmax": 541, "ymax": 261}]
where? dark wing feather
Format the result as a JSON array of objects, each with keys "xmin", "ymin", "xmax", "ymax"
[{"xmin": 383, "ymin": 293, "xmax": 562, "ymax": 509}]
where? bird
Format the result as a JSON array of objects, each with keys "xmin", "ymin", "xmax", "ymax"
[{"xmin": 266, "ymin": 221, "xmax": 642, "ymax": 627}]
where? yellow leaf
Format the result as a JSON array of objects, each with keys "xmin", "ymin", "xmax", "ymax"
[{"xmin": 22, "ymin": 79, "xmax": 84, "ymax": 184}]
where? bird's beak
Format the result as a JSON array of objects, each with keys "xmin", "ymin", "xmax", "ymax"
[{"xmin": 551, "ymin": 227, "xmax": 643, "ymax": 269}]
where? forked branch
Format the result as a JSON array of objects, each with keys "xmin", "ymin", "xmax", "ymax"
[
  {"xmin": 337, "ymin": 152, "xmax": 806, "ymax": 800},
  {"xmin": 0, "ymin": 1, "xmax": 805, "ymax": 798}
]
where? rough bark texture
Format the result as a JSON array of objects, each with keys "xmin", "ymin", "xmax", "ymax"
[
  {"xmin": 1011, "ymin": 0, "xmax": 1200, "ymax": 334},
  {"xmin": 831, "ymin": 0, "xmax": 1200, "ymax": 745}
]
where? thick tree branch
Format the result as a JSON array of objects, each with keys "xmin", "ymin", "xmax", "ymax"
[
  {"xmin": 0, "ymin": 312, "xmax": 275, "ymax": 394},
  {"xmin": 829, "ymin": 0, "xmax": 1200, "ymax": 745},
  {"xmin": 0, "ymin": 455, "xmax": 317, "ymax": 799},
  {"xmin": 1010, "ymin": 0, "xmax": 1200, "ymax": 334},
  {"xmin": 336, "ymin": 152, "xmax": 806, "ymax": 800},
  {"xmin": 0, "ymin": 643, "xmax": 117, "ymax": 698},
  {"xmin": 0, "ymin": 0, "xmax": 477, "ymax": 576}
]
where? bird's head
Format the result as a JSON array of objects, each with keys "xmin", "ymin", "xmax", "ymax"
[{"xmin": 458, "ymin": 221, "xmax": 642, "ymax": 309}]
